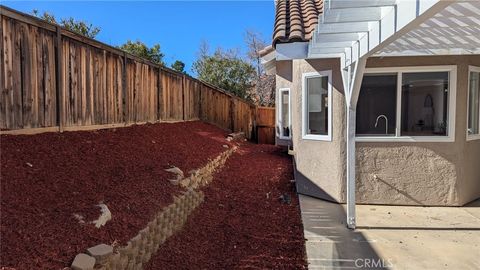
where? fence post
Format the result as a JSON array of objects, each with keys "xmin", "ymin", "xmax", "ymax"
[
  {"xmin": 198, "ymin": 83, "xmax": 202, "ymax": 120},
  {"xmin": 253, "ymin": 105, "xmax": 258, "ymax": 142},
  {"xmin": 157, "ymin": 67, "xmax": 162, "ymax": 121},
  {"xmin": 55, "ymin": 25, "xmax": 64, "ymax": 132},
  {"xmin": 122, "ymin": 52, "xmax": 127, "ymax": 124},
  {"xmin": 230, "ymin": 97, "xmax": 235, "ymax": 132},
  {"xmin": 182, "ymin": 74, "xmax": 186, "ymax": 121}
]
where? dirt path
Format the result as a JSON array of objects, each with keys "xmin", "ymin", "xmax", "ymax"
[{"xmin": 146, "ymin": 143, "xmax": 307, "ymax": 269}]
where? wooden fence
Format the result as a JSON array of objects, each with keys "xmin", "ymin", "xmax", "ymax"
[
  {"xmin": 0, "ymin": 6, "xmax": 256, "ymax": 139},
  {"xmin": 256, "ymin": 107, "xmax": 275, "ymax": 144}
]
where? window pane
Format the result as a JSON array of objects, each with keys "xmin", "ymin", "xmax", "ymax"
[
  {"xmin": 306, "ymin": 76, "xmax": 328, "ymax": 135},
  {"xmin": 281, "ymin": 90, "xmax": 290, "ymax": 137},
  {"xmin": 401, "ymin": 72, "xmax": 449, "ymax": 136},
  {"xmin": 356, "ymin": 74, "xmax": 397, "ymax": 136},
  {"xmin": 468, "ymin": 71, "xmax": 480, "ymax": 135}
]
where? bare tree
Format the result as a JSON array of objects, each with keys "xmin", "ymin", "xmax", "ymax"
[
  {"xmin": 244, "ymin": 30, "xmax": 275, "ymax": 107},
  {"xmin": 244, "ymin": 30, "xmax": 267, "ymax": 77}
]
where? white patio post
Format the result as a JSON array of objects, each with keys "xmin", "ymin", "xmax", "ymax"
[{"xmin": 344, "ymin": 58, "xmax": 366, "ymax": 230}]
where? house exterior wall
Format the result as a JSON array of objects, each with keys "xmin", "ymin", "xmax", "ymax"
[
  {"xmin": 278, "ymin": 55, "xmax": 480, "ymax": 206},
  {"xmin": 361, "ymin": 55, "xmax": 480, "ymax": 206},
  {"xmin": 275, "ymin": 61, "xmax": 294, "ymax": 147},
  {"xmin": 276, "ymin": 58, "xmax": 347, "ymax": 202}
]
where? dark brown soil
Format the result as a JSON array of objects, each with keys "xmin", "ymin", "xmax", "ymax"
[
  {"xmin": 0, "ymin": 121, "xmax": 231, "ymax": 269},
  {"xmin": 146, "ymin": 143, "xmax": 307, "ymax": 270}
]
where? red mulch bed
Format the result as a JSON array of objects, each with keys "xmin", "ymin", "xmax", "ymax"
[
  {"xmin": 0, "ymin": 121, "xmax": 232, "ymax": 269},
  {"xmin": 146, "ymin": 143, "xmax": 307, "ymax": 270}
]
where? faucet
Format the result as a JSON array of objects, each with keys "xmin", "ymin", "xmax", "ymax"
[{"xmin": 375, "ymin": 115, "xmax": 388, "ymax": 134}]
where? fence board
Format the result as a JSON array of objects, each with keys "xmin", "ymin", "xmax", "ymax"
[
  {"xmin": 1, "ymin": 7, "xmax": 257, "ymax": 140},
  {"xmin": 161, "ymin": 70, "xmax": 183, "ymax": 121},
  {"xmin": 256, "ymin": 107, "xmax": 275, "ymax": 144}
]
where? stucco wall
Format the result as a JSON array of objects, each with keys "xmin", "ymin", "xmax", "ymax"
[
  {"xmin": 358, "ymin": 55, "xmax": 480, "ymax": 206},
  {"xmin": 280, "ymin": 55, "xmax": 480, "ymax": 206},
  {"xmin": 277, "ymin": 58, "xmax": 347, "ymax": 202},
  {"xmin": 275, "ymin": 61, "xmax": 293, "ymax": 147}
]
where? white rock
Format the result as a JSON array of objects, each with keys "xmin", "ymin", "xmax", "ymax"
[
  {"xmin": 165, "ymin": 166, "xmax": 184, "ymax": 177},
  {"xmin": 71, "ymin": 253, "xmax": 95, "ymax": 270},
  {"xmin": 165, "ymin": 166, "xmax": 184, "ymax": 184},
  {"xmin": 73, "ymin": 213, "xmax": 85, "ymax": 224},
  {"xmin": 92, "ymin": 203, "xmax": 112, "ymax": 228}
]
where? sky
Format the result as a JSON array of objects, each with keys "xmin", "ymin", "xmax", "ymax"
[{"xmin": 2, "ymin": 1, "xmax": 275, "ymax": 74}]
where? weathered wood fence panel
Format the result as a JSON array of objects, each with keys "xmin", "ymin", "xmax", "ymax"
[
  {"xmin": 256, "ymin": 107, "xmax": 275, "ymax": 144},
  {"xmin": 0, "ymin": 6, "xmax": 258, "ymax": 140},
  {"xmin": 160, "ymin": 70, "xmax": 183, "ymax": 121},
  {"xmin": 184, "ymin": 77, "xmax": 201, "ymax": 120},
  {"xmin": 233, "ymin": 99, "xmax": 255, "ymax": 139},
  {"xmin": 1, "ymin": 15, "xmax": 57, "ymax": 130}
]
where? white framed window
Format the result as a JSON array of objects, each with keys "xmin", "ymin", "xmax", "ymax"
[
  {"xmin": 356, "ymin": 65, "xmax": 456, "ymax": 142},
  {"xmin": 278, "ymin": 88, "xmax": 291, "ymax": 140},
  {"xmin": 467, "ymin": 66, "xmax": 480, "ymax": 141},
  {"xmin": 302, "ymin": 71, "xmax": 332, "ymax": 141}
]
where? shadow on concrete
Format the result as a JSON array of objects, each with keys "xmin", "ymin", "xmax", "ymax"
[{"xmin": 300, "ymin": 195, "xmax": 391, "ymax": 269}]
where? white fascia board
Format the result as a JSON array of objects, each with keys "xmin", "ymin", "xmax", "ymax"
[
  {"xmin": 260, "ymin": 50, "xmax": 275, "ymax": 65},
  {"xmin": 260, "ymin": 50, "xmax": 276, "ymax": 75},
  {"xmin": 317, "ymin": 21, "xmax": 373, "ymax": 34},
  {"xmin": 276, "ymin": 42, "xmax": 308, "ymax": 60},
  {"xmin": 330, "ymin": 0, "xmax": 397, "ymax": 9},
  {"xmin": 310, "ymin": 41, "xmax": 356, "ymax": 48},
  {"xmin": 323, "ymin": 6, "xmax": 394, "ymax": 23},
  {"xmin": 316, "ymin": 32, "xmax": 365, "ymax": 43},
  {"xmin": 309, "ymin": 46, "xmax": 348, "ymax": 55},
  {"xmin": 306, "ymin": 53, "xmax": 345, "ymax": 60}
]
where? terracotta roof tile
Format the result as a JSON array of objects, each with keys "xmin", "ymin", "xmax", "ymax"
[{"xmin": 273, "ymin": 0, "xmax": 324, "ymax": 46}]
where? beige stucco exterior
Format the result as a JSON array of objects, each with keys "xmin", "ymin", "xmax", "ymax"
[{"xmin": 276, "ymin": 55, "xmax": 480, "ymax": 206}]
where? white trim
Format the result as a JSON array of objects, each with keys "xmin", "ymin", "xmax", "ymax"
[
  {"xmin": 467, "ymin": 65, "xmax": 480, "ymax": 141},
  {"xmin": 278, "ymin": 88, "xmax": 292, "ymax": 140},
  {"xmin": 356, "ymin": 65, "xmax": 457, "ymax": 143},
  {"xmin": 356, "ymin": 136, "xmax": 454, "ymax": 143},
  {"xmin": 302, "ymin": 71, "xmax": 333, "ymax": 141},
  {"xmin": 395, "ymin": 73, "xmax": 402, "ymax": 137},
  {"xmin": 276, "ymin": 42, "xmax": 308, "ymax": 60},
  {"xmin": 468, "ymin": 134, "xmax": 480, "ymax": 141}
]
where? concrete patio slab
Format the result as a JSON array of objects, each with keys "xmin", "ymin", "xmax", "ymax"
[{"xmin": 299, "ymin": 195, "xmax": 480, "ymax": 270}]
